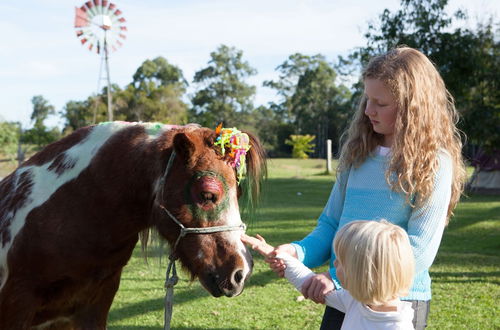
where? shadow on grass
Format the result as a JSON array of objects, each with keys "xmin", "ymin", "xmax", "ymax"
[
  {"xmin": 108, "ymin": 297, "xmax": 163, "ymax": 323},
  {"xmin": 431, "ymin": 271, "xmax": 500, "ymax": 285},
  {"xmin": 109, "ymin": 269, "xmax": 279, "ymax": 323},
  {"xmin": 108, "ymin": 326, "xmax": 161, "ymax": 330},
  {"xmin": 109, "ymin": 326, "xmax": 236, "ymax": 330}
]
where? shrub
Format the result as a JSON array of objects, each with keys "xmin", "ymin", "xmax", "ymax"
[{"xmin": 285, "ymin": 134, "xmax": 316, "ymax": 159}]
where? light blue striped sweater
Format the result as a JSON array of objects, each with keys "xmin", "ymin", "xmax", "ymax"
[{"xmin": 292, "ymin": 149, "xmax": 452, "ymax": 301}]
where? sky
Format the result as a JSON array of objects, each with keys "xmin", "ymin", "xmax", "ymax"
[{"xmin": 0, "ymin": 0, "xmax": 498, "ymax": 129}]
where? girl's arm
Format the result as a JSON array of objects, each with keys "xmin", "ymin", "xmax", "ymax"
[{"xmin": 407, "ymin": 152, "xmax": 453, "ymax": 273}]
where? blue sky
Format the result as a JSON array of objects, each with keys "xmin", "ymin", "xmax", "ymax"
[{"xmin": 0, "ymin": 0, "xmax": 497, "ymax": 129}]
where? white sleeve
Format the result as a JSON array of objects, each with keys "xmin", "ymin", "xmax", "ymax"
[
  {"xmin": 279, "ymin": 253, "xmax": 351, "ymax": 314},
  {"xmin": 324, "ymin": 289, "xmax": 352, "ymax": 313},
  {"xmin": 277, "ymin": 253, "xmax": 315, "ymax": 291}
]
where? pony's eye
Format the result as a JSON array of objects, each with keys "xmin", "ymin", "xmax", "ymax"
[{"xmin": 201, "ymin": 191, "xmax": 218, "ymax": 203}]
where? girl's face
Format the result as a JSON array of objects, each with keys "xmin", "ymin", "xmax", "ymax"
[
  {"xmin": 333, "ymin": 258, "xmax": 345, "ymax": 286},
  {"xmin": 363, "ymin": 78, "xmax": 398, "ymax": 147}
]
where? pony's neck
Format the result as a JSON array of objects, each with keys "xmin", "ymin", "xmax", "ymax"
[{"xmin": 85, "ymin": 126, "xmax": 176, "ymax": 231}]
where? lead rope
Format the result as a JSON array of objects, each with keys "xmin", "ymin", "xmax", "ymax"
[
  {"xmin": 157, "ymin": 150, "xmax": 246, "ymax": 330},
  {"xmin": 164, "ymin": 254, "xmax": 178, "ymax": 330}
]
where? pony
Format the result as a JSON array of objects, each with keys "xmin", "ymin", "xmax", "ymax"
[{"xmin": 0, "ymin": 121, "xmax": 266, "ymax": 329}]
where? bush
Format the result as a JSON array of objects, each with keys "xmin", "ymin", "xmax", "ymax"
[
  {"xmin": 285, "ymin": 134, "xmax": 316, "ymax": 159},
  {"xmin": 0, "ymin": 122, "xmax": 20, "ymax": 160}
]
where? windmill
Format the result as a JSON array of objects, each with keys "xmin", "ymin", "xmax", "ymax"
[{"xmin": 74, "ymin": 0, "xmax": 127, "ymax": 121}]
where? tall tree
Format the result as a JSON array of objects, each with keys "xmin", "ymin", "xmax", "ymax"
[
  {"xmin": 265, "ymin": 54, "xmax": 351, "ymax": 157},
  {"xmin": 264, "ymin": 53, "xmax": 327, "ymax": 123},
  {"xmin": 132, "ymin": 57, "xmax": 187, "ymax": 90},
  {"xmin": 61, "ymin": 98, "xmax": 99, "ymax": 133},
  {"xmin": 30, "ymin": 95, "xmax": 55, "ymax": 129},
  {"xmin": 292, "ymin": 61, "xmax": 352, "ymax": 156},
  {"xmin": 190, "ymin": 45, "xmax": 257, "ymax": 127},
  {"xmin": 456, "ymin": 21, "xmax": 499, "ymax": 153},
  {"xmin": 118, "ymin": 57, "xmax": 188, "ymax": 123},
  {"xmin": 22, "ymin": 96, "xmax": 60, "ymax": 148}
]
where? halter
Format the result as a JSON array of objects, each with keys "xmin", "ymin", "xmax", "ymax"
[{"xmin": 156, "ymin": 149, "xmax": 247, "ymax": 330}]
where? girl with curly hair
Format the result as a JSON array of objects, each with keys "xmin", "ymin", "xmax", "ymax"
[{"xmin": 248, "ymin": 47, "xmax": 467, "ymax": 329}]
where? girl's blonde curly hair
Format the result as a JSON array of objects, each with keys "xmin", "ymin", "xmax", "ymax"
[{"xmin": 338, "ymin": 47, "xmax": 466, "ymax": 220}]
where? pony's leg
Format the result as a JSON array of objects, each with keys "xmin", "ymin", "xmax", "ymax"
[
  {"xmin": 0, "ymin": 282, "xmax": 38, "ymax": 328},
  {"xmin": 71, "ymin": 270, "xmax": 123, "ymax": 330}
]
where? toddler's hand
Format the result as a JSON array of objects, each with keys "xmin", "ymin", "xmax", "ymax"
[
  {"xmin": 266, "ymin": 244, "xmax": 298, "ymax": 278},
  {"xmin": 300, "ymin": 271, "xmax": 334, "ymax": 304}
]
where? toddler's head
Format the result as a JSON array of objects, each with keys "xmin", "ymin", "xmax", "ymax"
[{"xmin": 334, "ymin": 220, "xmax": 414, "ymax": 305}]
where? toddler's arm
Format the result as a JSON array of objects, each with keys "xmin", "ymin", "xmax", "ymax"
[
  {"xmin": 276, "ymin": 253, "xmax": 315, "ymax": 291},
  {"xmin": 241, "ymin": 234, "xmax": 316, "ymax": 291},
  {"xmin": 280, "ymin": 254, "xmax": 345, "ymax": 311}
]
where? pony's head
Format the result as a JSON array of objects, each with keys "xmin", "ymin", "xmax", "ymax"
[{"xmin": 154, "ymin": 126, "xmax": 266, "ymax": 297}]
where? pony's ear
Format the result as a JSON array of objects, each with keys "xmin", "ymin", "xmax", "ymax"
[{"xmin": 173, "ymin": 132, "xmax": 195, "ymax": 163}]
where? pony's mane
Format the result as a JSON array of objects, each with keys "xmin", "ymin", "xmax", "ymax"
[{"xmin": 239, "ymin": 131, "xmax": 267, "ymax": 219}]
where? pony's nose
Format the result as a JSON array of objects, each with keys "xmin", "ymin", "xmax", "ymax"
[
  {"xmin": 218, "ymin": 268, "xmax": 247, "ymax": 297},
  {"xmin": 232, "ymin": 269, "xmax": 244, "ymax": 286}
]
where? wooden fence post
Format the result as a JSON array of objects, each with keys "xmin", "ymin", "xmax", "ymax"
[{"xmin": 326, "ymin": 139, "xmax": 332, "ymax": 174}]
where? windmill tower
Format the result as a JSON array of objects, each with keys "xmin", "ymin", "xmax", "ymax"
[{"xmin": 74, "ymin": 1, "xmax": 127, "ymax": 121}]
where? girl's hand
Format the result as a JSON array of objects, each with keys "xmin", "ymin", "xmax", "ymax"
[
  {"xmin": 266, "ymin": 244, "xmax": 298, "ymax": 278},
  {"xmin": 241, "ymin": 234, "xmax": 274, "ymax": 257},
  {"xmin": 300, "ymin": 271, "xmax": 334, "ymax": 304}
]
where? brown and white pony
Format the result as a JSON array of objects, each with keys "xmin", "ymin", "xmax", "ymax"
[{"xmin": 0, "ymin": 122, "xmax": 266, "ymax": 329}]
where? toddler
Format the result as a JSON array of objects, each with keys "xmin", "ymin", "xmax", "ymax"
[{"xmin": 242, "ymin": 220, "xmax": 415, "ymax": 329}]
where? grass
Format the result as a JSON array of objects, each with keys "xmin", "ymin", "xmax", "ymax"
[
  {"xmin": 1, "ymin": 156, "xmax": 498, "ymax": 328},
  {"xmin": 0, "ymin": 158, "xmax": 18, "ymax": 179},
  {"xmin": 106, "ymin": 158, "xmax": 499, "ymax": 329}
]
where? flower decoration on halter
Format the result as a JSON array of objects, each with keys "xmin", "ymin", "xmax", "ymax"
[{"xmin": 214, "ymin": 123, "xmax": 251, "ymax": 183}]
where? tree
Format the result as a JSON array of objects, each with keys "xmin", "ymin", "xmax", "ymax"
[
  {"xmin": 117, "ymin": 57, "xmax": 189, "ymax": 123},
  {"xmin": 132, "ymin": 57, "xmax": 187, "ymax": 89},
  {"xmin": 31, "ymin": 95, "xmax": 55, "ymax": 129},
  {"xmin": 0, "ymin": 121, "xmax": 20, "ymax": 159},
  {"xmin": 23, "ymin": 96, "xmax": 60, "ymax": 148},
  {"xmin": 61, "ymin": 98, "xmax": 98, "ymax": 133},
  {"xmin": 456, "ymin": 21, "xmax": 499, "ymax": 153},
  {"xmin": 343, "ymin": 0, "xmax": 500, "ymax": 154},
  {"xmin": 190, "ymin": 45, "xmax": 257, "ymax": 127},
  {"xmin": 265, "ymin": 54, "xmax": 351, "ymax": 157},
  {"xmin": 251, "ymin": 105, "xmax": 295, "ymax": 157},
  {"xmin": 291, "ymin": 61, "xmax": 352, "ymax": 157},
  {"xmin": 264, "ymin": 53, "xmax": 327, "ymax": 123},
  {"xmin": 60, "ymin": 57, "xmax": 189, "ymax": 131}
]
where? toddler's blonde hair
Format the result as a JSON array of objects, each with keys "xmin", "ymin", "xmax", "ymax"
[
  {"xmin": 338, "ymin": 47, "xmax": 466, "ymax": 220},
  {"xmin": 334, "ymin": 220, "xmax": 414, "ymax": 306}
]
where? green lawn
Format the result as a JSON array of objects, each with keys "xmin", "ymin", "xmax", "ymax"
[
  {"xmin": 1, "ymin": 157, "xmax": 498, "ymax": 328},
  {"xmin": 106, "ymin": 158, "xmax": 499, "ymax": 329}
]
